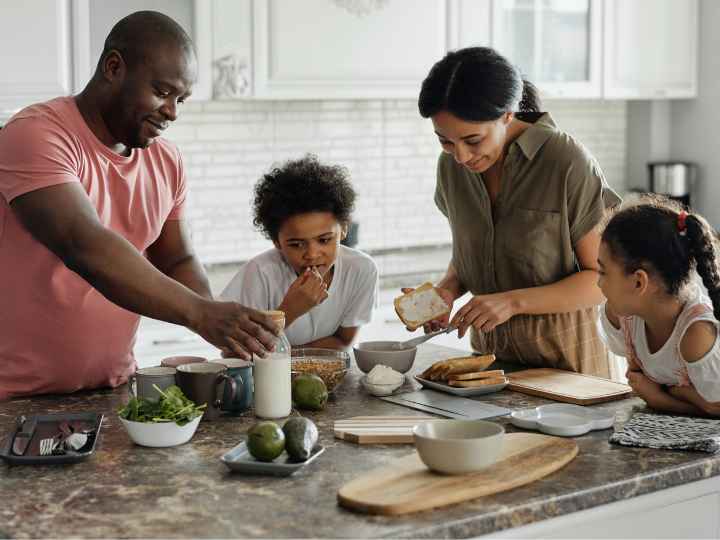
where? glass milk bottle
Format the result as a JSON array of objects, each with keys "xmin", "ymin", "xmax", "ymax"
[{"xmin": 253, "ymin": 310, "xmax": 292, "ymax": 418}]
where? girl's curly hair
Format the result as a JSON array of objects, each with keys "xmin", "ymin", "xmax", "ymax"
[{"xmin": 253, "ymin": 154, "xmax": 356, "ymax": 241}]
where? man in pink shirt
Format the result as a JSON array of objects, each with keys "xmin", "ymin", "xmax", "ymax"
[{"xmin": 0, "ymin": 11, "xmax": 277, "ymax": 400}]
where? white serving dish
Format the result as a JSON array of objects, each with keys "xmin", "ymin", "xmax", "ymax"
[
  {"xmin": 119, "ymin": 415, "xmax": 202, "ymax": 447},
  {"xmin": 510, "ymin": 404, "xmax": 615, "ymax": 437},
  {"xmin": 360, "ymin": 375, "xmax": 404, "ymax": 396},
  {"xmin": 414, "ymin": 375, "xmax": 508, "ymax": 397},
  {"xmin": 413, "ymin": 419, "xmax": 505, "ymax": 475}
]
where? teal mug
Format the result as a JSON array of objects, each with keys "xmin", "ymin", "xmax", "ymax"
[{"xmin": 210, "ymin": 358, "xmax": 253, "ymax": 413}]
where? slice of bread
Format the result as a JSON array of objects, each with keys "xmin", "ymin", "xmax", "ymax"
[
  {"xmin": 394, "ymin": 283, "xmax": 451, "ymax": 331},
  {"xmin": 448, "ymin": 376, "xmax": 507, "ymax": 388},
  {"xmin": 448, "ymin": 369, "xmax": 505, "ymax": 382},
  {"xmin": 419, "ymin": 354, "xmax": 495, "ymax": 382}
]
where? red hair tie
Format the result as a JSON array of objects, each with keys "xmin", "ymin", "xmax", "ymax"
[{"xmin": 677, "ymin": 210, "xmax": 688, "ymax": 236}]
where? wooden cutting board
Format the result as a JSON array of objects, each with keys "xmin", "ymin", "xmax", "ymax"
[
  {"xmin": 338, "ymin": 433, "xmax": 578, "ymax": 515},
  {"xmin": 506, "ymin": 368, "xmax": 632, "ymax": 405},
  {"xmin": 334, "ymin": 416, "xmax": 434, "ymax": 444}
]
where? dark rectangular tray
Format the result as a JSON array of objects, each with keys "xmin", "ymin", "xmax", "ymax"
[{"xmin": 0, "ymin": 412, "xmax": 103, "ymax": 465}]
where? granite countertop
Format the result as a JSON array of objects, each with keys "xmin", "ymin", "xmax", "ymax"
[{"xmin": 2, "ymin": 343, "xmax": 720, "ymax": 539}]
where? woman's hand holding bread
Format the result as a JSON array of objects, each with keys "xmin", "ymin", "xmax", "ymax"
[{"xmin": 397, "ymin": 283, "xmax": 455, "ymax": 333}]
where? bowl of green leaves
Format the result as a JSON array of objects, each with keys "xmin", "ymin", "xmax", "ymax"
[{"xmin": 118, "ymin": 385, "xmax": 205, "ymax": 447}]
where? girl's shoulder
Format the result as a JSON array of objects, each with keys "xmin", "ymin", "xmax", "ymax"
[{"xmin": 677, "ymin": 290, "xmax": 718, "ymax": 363}]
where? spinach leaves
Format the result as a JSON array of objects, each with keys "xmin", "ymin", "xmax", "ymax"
[{"xmin": 118, "ymin": 385, "xmax": 205, "ymax": 426}]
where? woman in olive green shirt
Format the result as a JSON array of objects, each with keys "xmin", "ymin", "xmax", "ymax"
[{"xmin": 417, "ymin": 47, "xmax": 620, "ymax": 377}]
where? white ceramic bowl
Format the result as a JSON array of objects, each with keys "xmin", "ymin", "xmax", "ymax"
[
  {"xmin": 353, "ymin": 341, "xmax": 417, "ymax": 374},
  {"xmin": 360, "ymin": 375, "xmax": 404, "ymax": 396},
  {"xmin": 119, "ymin": 415, "xmax": 202, "ymax": 448},
  {"xmin": 413, "ymin": 420, "xmax": 505, "ymax": 475}
]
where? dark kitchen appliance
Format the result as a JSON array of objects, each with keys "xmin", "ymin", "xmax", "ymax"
[{"xmin": 647, "ymin": 161, "xmax": 697, "ymax": 209}]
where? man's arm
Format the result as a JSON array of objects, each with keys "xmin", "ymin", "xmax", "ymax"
[
  {"xmin": 146, "ymin": 219, "xmax": 212, "ymax": 300},
  {"xmin": 11, "ymin": 183, "xmax": 276, "ymax": 358}
]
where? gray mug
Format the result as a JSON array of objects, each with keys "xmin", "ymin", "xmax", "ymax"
[
  {"xmin": 129, "ymin": 366, "xmax": 177, "ymax": 401},
  {"xmin": 210, "ymin": 358, "xmax": 253, "ymax": 413},
  {"xmin": 176, "ymin": 363, "xmax": 237, "ymax": 421}
]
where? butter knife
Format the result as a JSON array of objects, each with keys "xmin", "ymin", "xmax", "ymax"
[
  {"xmin": 393, "ymin": 325, "xmax": 458, "ymax": 350},
  {"xmin": 12, "ymin": 415, "xmax": 38, "ymax": 456}
]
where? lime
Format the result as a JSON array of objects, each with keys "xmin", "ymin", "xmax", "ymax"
[
  {"xmin": 292, "ymin": 374, "xmax": 328, "ymax": 411},
  {"xmin": 247, "ymin": 421, "xmax": 285, "ymax": 462}
]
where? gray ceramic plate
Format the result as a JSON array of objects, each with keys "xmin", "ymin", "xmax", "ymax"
[
  {"xmin": 0, "ymin": 412, "xmax": 103, "ymax": 465},
  {"xmin": 220, "ymin": 442, "xmax": 325, "ymax": 476},
  {"xmin": 414, "ymin": 376, "xmax": 508, "ymax": 397}
]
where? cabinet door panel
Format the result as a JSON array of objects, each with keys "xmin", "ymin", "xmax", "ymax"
[
  {"xmin": 254, "ymin": 0, "xmax": 447, "ymax": 99},
  {"xmin": 0, "ymin": 0, "xmax": 72, "ymax": 112},
  {"xmin": 604, "ymin": 0, "xmax": 698, "ymax": 99},
  {"xmin": 73, "ymin": 0, "xmax": 212, "ymax": 100},
  {"xmin": 491, "ymin": 0, "xmax": 602, "ymax": 98}
]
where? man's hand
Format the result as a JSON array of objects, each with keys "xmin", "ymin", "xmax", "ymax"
[
  {"xmin": 400, "ymin": 286, "xmax": 455, "ymax": 333},
  {"xmin": 191, "ymin": 300, "xmax": 279, "ymax": 361},
  {"xmin": 450, "ymin": 292, "xmax": 517, "ymax": 338},
  {"xmin": 279, "ymin": 267, "xmax": 328, "ymax": 326}
]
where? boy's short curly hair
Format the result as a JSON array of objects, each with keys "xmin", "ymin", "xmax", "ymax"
[{"xmin": 253, "ymin": 154, "xmax": 356, "ymax": 241}]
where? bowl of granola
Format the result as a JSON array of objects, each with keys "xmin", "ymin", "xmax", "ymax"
[{"xmin": 291, "ymin": 348, "xmax": 350, "ymax": 393}]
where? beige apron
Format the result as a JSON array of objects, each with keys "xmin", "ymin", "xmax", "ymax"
[{"xmin": 470, "ymin": 308, "xmax": 611, "ymax": 378}]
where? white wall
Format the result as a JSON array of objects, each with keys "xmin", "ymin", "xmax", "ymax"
[
  {"xmin": 669, "ymin": 0, "xmax": 720, "ymax": 226},
  {"xmin": 164, "ymin": 99, "xmax": 627, "ymax": 265}
]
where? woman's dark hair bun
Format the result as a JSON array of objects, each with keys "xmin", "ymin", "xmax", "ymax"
[{"xmin": 418, "ymin": 47, "xmax": 541, "ymax": 121}]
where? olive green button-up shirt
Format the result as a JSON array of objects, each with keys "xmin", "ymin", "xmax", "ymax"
[{"xmin": 434, "ymin": 113, "xmax": 621, "ymax": 376}]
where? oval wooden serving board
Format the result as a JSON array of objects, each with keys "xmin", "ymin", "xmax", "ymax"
[{"xmin": 337, "ymin": 433, "xmax": 578, "ymax": 515}]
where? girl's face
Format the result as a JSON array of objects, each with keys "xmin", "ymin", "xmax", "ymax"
[
  {"xmin": 274, "ymin": 212, "xmax": 345, "ymax": 276},
  {"xmin": 431, "ymin": 110, "xmax": 512, "ymax": 173},
  {"xmin": 597, "ymin": 241, "xmax": 643, "ymax": 317}
]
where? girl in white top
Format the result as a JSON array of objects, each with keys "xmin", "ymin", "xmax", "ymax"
[
  {"xmin": 598, "ymin": 197, "xmax": 720, "ymax": 416},
  {"xmin": 221, "ymin": 155, "xmax": 378, "ymax": 349}
]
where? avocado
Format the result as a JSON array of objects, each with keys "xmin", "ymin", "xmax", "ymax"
[
  {"xmin": 292, "ymin": 374, "xmax": 328, "ymax": 411},
  {"xmin": 247, "ymin": 421, "xmax": 285, "ymax": 462},
  {"xmin": 282, "ymin": 417, "xmax": 319, "ymax": 461}
]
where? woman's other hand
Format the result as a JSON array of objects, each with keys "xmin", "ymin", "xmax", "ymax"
[
  {"xmin": 400, "ymin": 286, "xmax": 455, "ymax": 333},
  {"xmin": 451, "ymin": 292, "xmax": 517, "ymax": 338}
]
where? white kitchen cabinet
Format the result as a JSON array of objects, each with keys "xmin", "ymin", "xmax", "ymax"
[
  {"xmin": 491, "ymin": 0, "xmax": 603, "ymax": 99},
  {"xmin": 448, "ymin": 0, "xmax": 492, "ymax": 50},
  {"xmin": 0, "ymin": 0, "xmax": 73, "ymax": 113},
  {"xmin": 493, "ymin": 476, "xmax": 720, "ymax": 539},
  {"xmin": 252, "ymin": 0, "xmax": 447, "ymax": 99},
  {"xmin": 72, "ymin": 0, "xmax": 212, "ymax": 100},
  {"xmin": 603, "ymin": 0, "xmax": 698, "ymax": 99}
]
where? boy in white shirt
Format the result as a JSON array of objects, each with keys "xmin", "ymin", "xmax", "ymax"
[{"xmin": 221, "ymin": 155, "xmax": 378, "ymax": 349}]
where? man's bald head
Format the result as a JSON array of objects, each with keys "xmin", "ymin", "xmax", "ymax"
[{"xmin": 98, "ymin": 10, "xmax": 195, "ymax": 73}]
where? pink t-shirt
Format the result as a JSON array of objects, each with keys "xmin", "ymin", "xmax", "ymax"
[{"xmin": 0, "ymin": 97, "xmax": 187, "ymax": 400}]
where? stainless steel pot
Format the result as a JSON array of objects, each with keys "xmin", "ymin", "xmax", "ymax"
[{"xmin": 647, "ymin": 161, "xmax": 696, "ymax": 198}]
